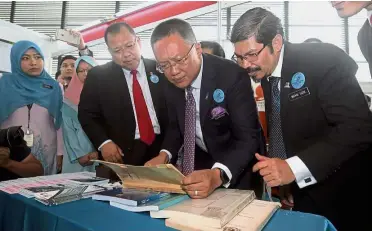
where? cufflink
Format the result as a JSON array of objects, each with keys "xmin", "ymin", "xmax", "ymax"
[{"xmin": 304, "ymin": 178, "xmax": 311, "ymax": 183}]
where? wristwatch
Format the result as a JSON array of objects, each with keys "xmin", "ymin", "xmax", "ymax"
[{"xmin": 219, "ymin": 169, "xmax": 229, "ymax": 185}]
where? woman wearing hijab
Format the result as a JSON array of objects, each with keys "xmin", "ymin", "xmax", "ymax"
[
  {"xmin": 0, "ymin": 40, "xmax": 63, "ymax": 175},
  {"xmin": 62, "ymin": 56, "xmax": 99, "ymax": 173}
]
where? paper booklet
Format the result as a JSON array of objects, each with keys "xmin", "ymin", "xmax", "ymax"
[
  {"xmin": 150, "ymin": 189, "xmax": 256, "ymax": 229},
  {"xmin": 165, "ymin": 199, "xmax": 281, "ymax": 231},
  {"xmin": 91, "ymin": 160, "xmax": 186, "ymax": 194},
  {"xmin": 110, "ymin": 194, "xmax": 190, "ymax": 212},
  {"xmin": 34, "ymin": 185, "xmax": 89, "ymax": 206},
  {"xmin": 92, "ymin": 188, "xmax": 170, "ymax": 206}
]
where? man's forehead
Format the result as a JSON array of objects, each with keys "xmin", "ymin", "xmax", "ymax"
[
  {"xmin": 62, "ymin": 59, "xmax": 75, "ymax": 64},
  {"xmin": 234, "ymin": 39, "xmax": 262, "ymax": 54}
]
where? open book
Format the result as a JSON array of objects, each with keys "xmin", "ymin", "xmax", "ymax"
[
  {"xmin": 165, "ymin": 200, "xmax": 281, "ymax": 231},
  {"xmin": 91, "ymin": 160, "xmax": 186, "ymax": 194},
  {"xmin": 150, "ymin": 189, "xmax": 255, "ymax": 229}
]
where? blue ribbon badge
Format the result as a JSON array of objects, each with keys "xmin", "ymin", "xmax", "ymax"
[
  {"xmin": 150, "ymin": 73, "xmax": 159, "ymax": 84},
  {"xmin": 291, "ymin": 72, "xmax": 306, "ymax": 89},
  {"xmin": 213, "ymin": 89, "xmax": 225, "ymax": 103}
]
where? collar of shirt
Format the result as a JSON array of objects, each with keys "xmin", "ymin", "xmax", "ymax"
[
  {"xmin": 122, "ymin": 58, "xmax": 146, "ymax": 78},
  {"xmin": 269, "ymin": 44, "xmax": 285, "ymax": 80},
  {"xmin": 368, "ymin": 10, "xmax": 372, "ymax": 26},
  {"xmin": 189, "ymin": 56, "xmax": 204, "ymax": 90}
]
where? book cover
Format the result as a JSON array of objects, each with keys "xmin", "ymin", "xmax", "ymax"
[
  {"xmin": 91, "ymin": 160, "xmax": 186, "ymax": 194},
  {"xmin": 110, "ymin": 194, "xmax": 190, "ymax": 212},
  {"xmin": 165, "ymin": 199, "xmax": 281, "ymax": 231},
  {"xmin": 92, "ymin": 188, "xmax": 170, "ymax": 206},
  {"xmin": 68, "ymin": 177, "xmax": 109, "ymax": 185},
  {"xmin": 150, "ymin": 189, "xmax": 256, "ymax": 229}
]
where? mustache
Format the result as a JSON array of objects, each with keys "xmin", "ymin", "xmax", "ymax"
[{"xmin": 246, "ymin": 66, "xmax": 261, "ymax": 73}]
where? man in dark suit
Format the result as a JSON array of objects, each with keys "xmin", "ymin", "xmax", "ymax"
[
  {"xmin": 332, "ymin": 1, "xmax": 372, "ymax": 77},
  {"xmin": 230, "ymin": 7, "xmax": 372, "ymax": 230},
  {"xmin": 145, "ymin": 18, "xmax": 264, "ymax": 199},
  {"xmin": 78, "ymin": 22, "xmax": 168, "ymax": 166}
]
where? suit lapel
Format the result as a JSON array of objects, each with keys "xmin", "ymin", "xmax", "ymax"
[
  {"xmin": 280, "ymin": 43, "xmax": 295, "ymax": 120},
  {"xmin": 143, "ymin": 58, "xmax": 161, "ymax": 118},
  {"xmin": 111, "ymin": 62, "xmax": 136, "ymax": 129},
  {"xmin": 200, "ymin": 55, "xmax": 216, "ymax": 127}
]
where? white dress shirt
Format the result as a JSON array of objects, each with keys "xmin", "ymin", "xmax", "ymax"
[
  {"xmin": 162, "ymin": 57, "xmax": 232, "ymax": 187},
  {"xmin": 368, "ymin": 10, "xmax": 372, "ymax": 26},
  {"xmin": 269, "ymin": 44, "xmax": 317, "ymax": 189},
  {"xmin": 98, "ymin": 59, "xmax": 160, "ymax": 150}
]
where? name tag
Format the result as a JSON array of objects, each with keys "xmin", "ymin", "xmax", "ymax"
[
  {"xmin": 42, "ymin": 84, "xmax": 53, "ymax": 89},
  {"xmin": 288, "ymin": 87, "xmax": 310, "ymax": 101}
]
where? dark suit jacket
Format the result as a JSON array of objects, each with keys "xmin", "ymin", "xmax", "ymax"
[
  {"xmin": 358, "ymin": 19, "xmax": 372, "ymax": 78},
  {"xmin": 78, "ymin": 58, "xmax": 168, "ymax": 165},
  {"xmin": 261, "ymin": 42, "xmax": 372, "ymax": 229},
  {"xmin": 162, "ymin": 54, "xmax": 264, "ymax": 191}
]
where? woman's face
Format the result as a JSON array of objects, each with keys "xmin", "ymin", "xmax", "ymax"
[
  {"xmin": 76, "ymin": 61, "xmax": 93, "ymax": 83},
  {"xmin": 20, "ymin": 48, "xmax": 44, "ymax": 76}
]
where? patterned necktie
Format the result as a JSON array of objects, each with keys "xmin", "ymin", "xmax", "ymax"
[
  {"xmin": 268, "ymin": 77, "xmax": 287, "ymax": 159},
  {"xmin": 131, "ymin": 70, "xmax": 155, "ymax": 145},
  {"xmin": 183, "ymin": 86, "xmax": 196, "ymax": 175}
]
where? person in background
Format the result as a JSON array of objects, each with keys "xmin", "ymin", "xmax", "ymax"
[
  {"xmin": 146, "ymin": 18, "xmax": 264, "ymax": 199},
  {"xmin": 231, "ymin": 7, "xmax": 372, "ymax": 230},
  {"xmin": 200, "ymin": 41, "xmax": 226, "ymax": 58},
  {"xmin": 303, "ymin": 38, "xmax": 322, "ymax": 43},
  {"xmin": 332, "ymin": 1, "xmax": 372, "ymax": 77},
  {"xmin": 0, "ymin": 126, "xmax": 43, "ymax": 181},
  {"xmin": 0, "ymin": 40, "xmax": 63, "ymax": 175},
  {"xmin": 79, "ymin": 22, "xmax": 169, "ymax": 166},
  {"xmin": 58, "ymin": 30, "xmax": 94, "ymax": 90},
  {"xmin": 55, "ymin": 70, "xmax": 63, "ymax": 85},
  {"xmin": 62, "ymin": 56, "xmax": 99, "ymax": 173}
]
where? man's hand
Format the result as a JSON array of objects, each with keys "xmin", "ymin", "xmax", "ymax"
[
  {"xmin": 252, "ymin": 153, "xmax": 295, "ymax": 187},
  {"xmin": 182, "ymin": 169, "xmax": 222, "ymax": 199},
  {"xmin": 57, "ymin": 155, "xmax": 63, "ymax": 172},
  {"xmin": 101, "ymin": 142, "xmax": 123, "ymax": 164},
  {"xmin": 0, "ymin": 147, "xmax": 10, "ymax": 167},
  {"xmin": 144, "ymin": 151, "xmax": 168, "ymax": 167}
]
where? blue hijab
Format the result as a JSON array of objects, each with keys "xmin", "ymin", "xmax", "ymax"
[{"xmin": 0, "ymin": 40, "xmax": 63, "ymax": 129}]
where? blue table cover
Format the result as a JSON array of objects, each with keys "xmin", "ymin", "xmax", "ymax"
[{"xmin": 0, "ymin": 192, "xmax": 336, "ymax": 231}]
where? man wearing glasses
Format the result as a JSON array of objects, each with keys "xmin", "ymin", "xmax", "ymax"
[
  {"xmin": 231, "ymin": 7, "xmax": 372, "ymax": 230},
  {"xmin": 79, "ymin": 22, "xmax": 169, "ymax": 167},
  {"xmin": 145, "ymin": 18, "xmax": 265, "ymax": 199}
]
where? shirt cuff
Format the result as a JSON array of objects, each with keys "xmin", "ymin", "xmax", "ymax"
[
  {"xmin": 212, "ymin": 162, "xmax": 232, "ymax": 188},
  {"xmin": 286, "ymin": 156, "xmax": 317, "ymax": 188},
  {"xmin": 98, "ymin": 140, "xmax": 112, "ymax": 151},
  {"xmin": 160, "ymin": 149, "xmax": 172, "ymax": 163}
]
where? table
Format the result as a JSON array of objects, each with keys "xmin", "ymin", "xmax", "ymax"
[{"xmin": 0, "ymin": 192, "xmax": 336, "ymax": 231}]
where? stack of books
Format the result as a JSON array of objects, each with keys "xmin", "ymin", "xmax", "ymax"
[
  {"xmin": 91, "ymin": 160, "xmax": 281, "ymax": 231},
  {"xmin": 93, "ymin": 188, "xmax": 189, "ymax": 212}
]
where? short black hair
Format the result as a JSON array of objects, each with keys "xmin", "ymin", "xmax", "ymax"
[
  {"xmin": 303, "ymin": 38, "xmax": 322, "ymax": 43},
  {"xmin": 151, "ymin": 18, "xmax": 197, "ymax": 47},
  {"xmin": 231, "ymin": 7, "xmax": 284, "ymax": 46},
  {"xmin": 59, "ymin": 55, "xmax": 77, "ymax": 69},
  {"xmin": 200, "ymin": 41, "xmax": 225, "ymax": 58},
  {"xmin": 104, "ymin": 22, "xmax": 136, "ymax": 45},
  {"xmin": 55, "ymin": 70, "xmax": 61, "ymax": 80}
]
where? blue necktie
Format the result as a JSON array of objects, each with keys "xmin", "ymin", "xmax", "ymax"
[
  {"xmin": 268, "ymin": 77, "xmax": 287, "ymax": 159},
  {"xmin": 183, "ymin": 86, "xmax": 196, "ymax": 175}
]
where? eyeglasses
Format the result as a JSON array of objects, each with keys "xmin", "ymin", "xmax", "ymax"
[
  {"xmin": 231, "ymin": 44, "xmax": 267, "ymax": 64},
  {"xmin": 77, "ymin": 69, "xmax": 89, "ymax": 74},
  {"xmin": 156, "ymin": 43, "xmax": 195, "ymax": 73},
  {"xmin": 110, "ymin": 37, "xmax": 138, "ymax": 56}
]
